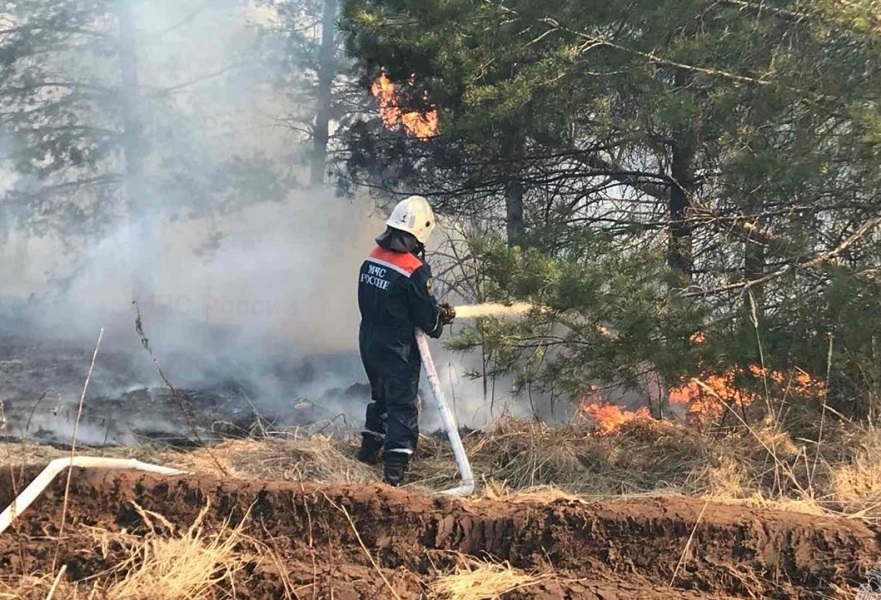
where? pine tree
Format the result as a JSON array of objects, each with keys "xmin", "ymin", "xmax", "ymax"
[{"xmin": 340, "ymin": 0, "xmax": 881, "ymax": 420}]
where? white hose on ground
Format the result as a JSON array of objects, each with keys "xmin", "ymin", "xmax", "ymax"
[
  {"xmin": 0, "ymin": 457, "xmax": 186, "ymax": 535},
  {"xmin": 415, "ymin": 329, "xmax": 475, "ymax": 498}
]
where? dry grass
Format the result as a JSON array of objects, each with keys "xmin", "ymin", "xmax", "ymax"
[
  {"xmin": 0, "ymin": 575, "xmax": 80, "ymax": 600},
  {"xmin": 0, "ymin": 433, "xmax": 375, "ymax": 486},
  {"xmin": 408, "ymin": 416, "xmax": 709, "ymax": 498},
  {"xmin": 403, "ymin": 416, "xmax": 881, "ymax": 519},
  {"xmin": 6, "ymin": 415, "xmax": 881, "ymax": 520},
  {"xmin": 705, "ymin": 455, "xmax": 750, "ymax": 498},
  {"xmin": 744, "ymin": 495, "xmax": 828, "ymax": 517},
  {"xmin": 105, "ymin": 501, "xmax": 245, "ymax": 600},
  {"xmin": 430, "ymin": 556, "xmax": 553, "ymax": 600},
  {"xmin": 157, "ymin": 435, "xmax": 375, "ymax": 484},
  {"xmin": 480, "ymin": 481, "xmax": 584, "ymax": 504},
  {"xmin": 0, "ymin": 502, "xmax": 247, "ymax": 600},
  {"xmin": 822, "ymin": 425, "xmax": 881, "ymax": 517},
  {"xmin": 0, "ymin": 441, "xmax": 166, "ymax": 470}
]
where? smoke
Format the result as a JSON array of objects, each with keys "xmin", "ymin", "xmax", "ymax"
[
  {"xmin": 0, "ymin": 0, "xmax": 528, "ymax": 442},
  {"xmin": 0, "ymin": 1, "xmax": 391, "ymax": 438},
  {"xmin": 0, "ymin": 0, "xmax": 594, "ymax": 448},
  {"xmin": 417, "ymin": 351, "xmax": 571, "ymax": 434}
]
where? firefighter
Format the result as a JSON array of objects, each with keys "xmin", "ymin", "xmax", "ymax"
[{"xmin": 356, "ymin": 195, "xmax": 455, "ymax": 486}]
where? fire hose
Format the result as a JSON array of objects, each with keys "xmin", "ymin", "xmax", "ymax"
[
  {"xmin": 415, "ymin": 328, "xmax": 475, "ymax": 497},
  {"xmin": 0, "ymin": 457, "xmax": 185, "ymax": 535}
]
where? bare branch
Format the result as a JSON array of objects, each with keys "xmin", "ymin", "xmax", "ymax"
[{"xmin": 684, "ymin": 216, "xmax": 881, "ymax": 298}]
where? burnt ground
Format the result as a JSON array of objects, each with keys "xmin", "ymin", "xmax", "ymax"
[
  {"xmin": 0, "ymin": 324, "xmax": 371, "ymax": 448},
  {"xmin": 0, "ymin": 468, "xmax": 878, "ymax": 599},
  {"xmin": 0, "ymin": 305, "xmax": 579, "ymax": 451}
]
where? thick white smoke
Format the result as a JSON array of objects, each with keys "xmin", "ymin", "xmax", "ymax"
[
  {"xmin": 0, "ymin": 1, "xmax": 386, "ymax": 440},
  {"xmin": 0, "ymin": 0, "xmax": 596, "ymax": 447}
]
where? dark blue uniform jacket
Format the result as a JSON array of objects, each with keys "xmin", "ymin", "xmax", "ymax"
[
  {"xmin": 357, "ymin": 245, "xmax": 443, "ymax": 453},
  {"xmin": 358, "ymin": 245, "xmax": 443, "ymax": 373}
]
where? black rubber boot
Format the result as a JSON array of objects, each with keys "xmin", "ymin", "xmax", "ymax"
[
  {"xmin": 356, "ymin": 433, "xmax": 383, "ymax": 465},
  {"xmin": 382, "ymin": 452, "xmax": 410, "ymax": 487}
]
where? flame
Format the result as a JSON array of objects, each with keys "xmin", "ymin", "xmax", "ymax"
[
  {"xmin": 371, "ymin": 71, "xmax": 439, "ymax": 139},
  {"xmin": 671, "ymin": 332, "xmax": 825, "ymax": 426},
  {"xmin": 578, "ymin": 331, "xmax": 826, "ymax": 433},
  {"xmin": 583, "ymin": 402, "xmax": 652, "ymax": 434},
  {"xmin": 580, "ymin": 386, "xmax": 652, "ymax": 434},
  {"xmin": 689, "ymin": 332, "xmax": 706, "ymax": 344}
]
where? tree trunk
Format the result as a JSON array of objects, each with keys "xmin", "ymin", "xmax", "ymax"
[
  {"xmin": 311, "ymin": 0, "xmax": 338, "ymax": 187},
  {"xmin": 502, "ymin": 130, "xmax": 526, "ymax": 248},
  {"xmin": 117, "ymin": 0, "xmax": 152, "ymax": 302},
  {"xmin": 505, "ymin": 179, "xmax": 525, "ymax": 247},
  {"xmin": 668, "ymin": 140, "xmax": 693, "ymax": 277},
  {"xmin": 668, "ymin": 70, "xmax": 694, "ymax": 280}
]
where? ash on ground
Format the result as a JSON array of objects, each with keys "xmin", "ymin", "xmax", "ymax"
[{"xmin": 0, "ymin": 321, "xmax": 377, "ymax": 449}]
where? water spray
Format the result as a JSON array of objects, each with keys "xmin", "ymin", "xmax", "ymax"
[{"xmin": 453, "ymin": 302, "xmax": 534, "ymax": 320}]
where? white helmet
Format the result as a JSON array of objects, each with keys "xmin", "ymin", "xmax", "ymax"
[{"xmin": 386, "ymin": 195, "xmax": 436, "ymax": 244}]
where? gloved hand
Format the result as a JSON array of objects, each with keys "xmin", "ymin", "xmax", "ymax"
[{"xmin": 439, "ymin": 303, "xmax": 456, "ymax": 325}]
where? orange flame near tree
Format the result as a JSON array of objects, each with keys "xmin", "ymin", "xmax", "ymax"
[
  {"xmin": 579, "ymin": 332, "xmax": 826, "ymax": 434},
  {"xmin": 371, "ymin": 71, "xmax": 439, "ymax": 140},
  {"xmin": 670, "ymin": 333, "xmax": 825, "ymax": 426},
  {"xmin": 583, "ymin": 402, "xmax": 651, "ymax": 435},
  {"xmin": 580, "ymin": 384, "xmax": 652, "ymax": 434}
]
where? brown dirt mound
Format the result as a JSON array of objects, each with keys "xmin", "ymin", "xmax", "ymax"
[{"xmin": 0, "ymin": 468, "xmax": 878, "ymax": 599}]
